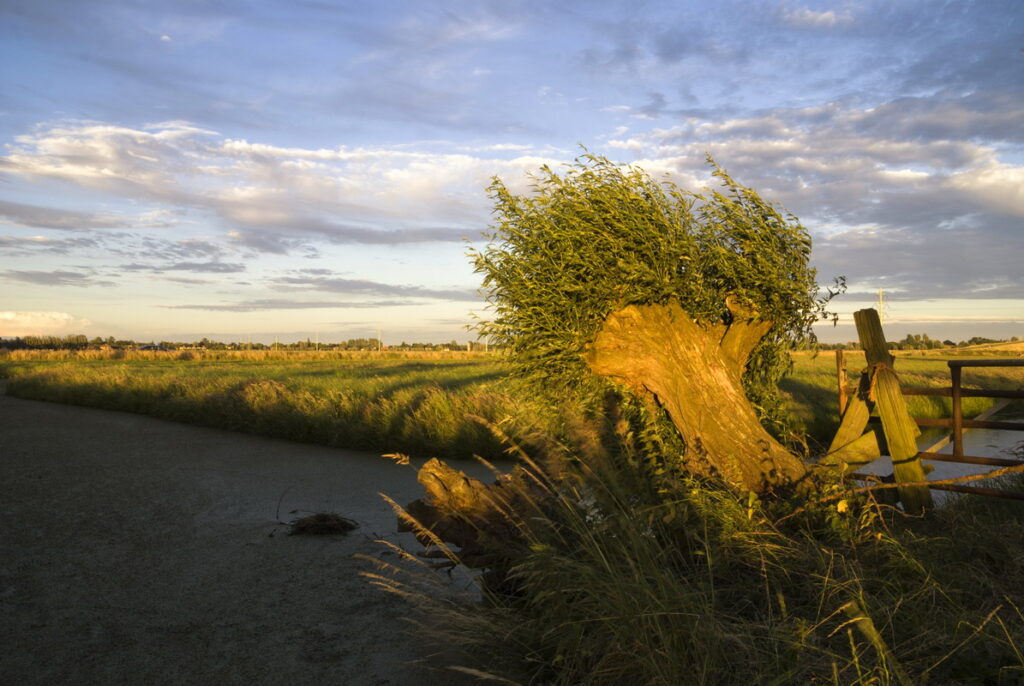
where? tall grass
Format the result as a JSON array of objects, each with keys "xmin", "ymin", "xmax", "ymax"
[
  {"xmin": 375, "ymin": 436, "xmax": 1024, "ymax": 685},
  {"xmin": 1, "ymin": 350, "xmax": 1019, "ymax": 460},
  {"xmin": 0, "ymin": 355, "xmax": 517, "ymax": 459}
]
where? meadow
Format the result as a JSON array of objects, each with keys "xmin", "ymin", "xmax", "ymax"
[
  {"xmin": 1, "ymin": 348, "xmax": 1021, "ymax": 461},
  {"xmin": 0, "ymin": 349, "xmax": 515, "ymax": 460},
  {"xmin": 3, "ymin": 347, "xmax": 1024, "ymax": 683}
]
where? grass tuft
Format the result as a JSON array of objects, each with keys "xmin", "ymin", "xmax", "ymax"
[{"xmin": 383, "ymin": 436, "xmax": 1024, "ymax": 685}]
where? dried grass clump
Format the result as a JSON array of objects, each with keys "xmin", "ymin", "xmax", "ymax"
[{"xmin": 288, "ymin": 512, "xmax": 358, "ymax": 536}]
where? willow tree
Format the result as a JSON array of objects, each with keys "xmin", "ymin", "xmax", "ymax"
[{"xmin": 470, "ymin": 154, "xmax": 837, "ymax": 493}]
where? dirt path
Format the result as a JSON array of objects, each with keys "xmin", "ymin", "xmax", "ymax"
[{"xmin": 0, "ymin": 389, "xmax": 489, "ymax": 685}]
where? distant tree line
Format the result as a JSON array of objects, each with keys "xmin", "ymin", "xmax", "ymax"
[
  {"xmin": 813, "ymin": 334, "xmax": 1018, "ymax": 351},
  {"xmin": 0, "ymin": 335, "xmax": 491, "ymax": 352},
  {"xmin": 2, "ymin": 332, "xmax": 1014, "ymax": 353}
]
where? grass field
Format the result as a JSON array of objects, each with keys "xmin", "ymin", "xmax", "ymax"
[
  {"xmin": 0, "ymin": 351, "xmax": 517, "ymax": 460},
  {"xmin": 1, "ymin": 348, "xmax": 1021, "ymax": 460},
  {"xmin": 3, "ymin": 347, "xmax": 1023, "ymax": 683}
]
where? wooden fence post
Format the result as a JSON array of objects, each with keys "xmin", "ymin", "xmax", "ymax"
[
  {"xmin": 854, "ymin": 309, "xmax": 933, "ymax": 514},
  {"xmin": 950, "ymin": 363, "xmax": 964, "ymax": 459},
  {"xmin": 836, "ymin": 349, "xmax": 848, "ymax": 416}
]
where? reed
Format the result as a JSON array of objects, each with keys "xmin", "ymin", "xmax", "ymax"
[{"xmin": 378, "ymin": 438, "xmax": 1024, "ymax": 685}]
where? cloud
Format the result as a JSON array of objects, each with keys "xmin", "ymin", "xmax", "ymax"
[
  {"xmin": 600, "ymin": 89, "xmax": 1023, "ymax": 302},
  {"xmin": 0, "ymin": 120, "xmax": 562, "ymax": 251},
  {"xmin": 161, "ymin": 299, "xmax": 419, "ymax": 312},
  {"xmin": 0, "ymin": 311, "xmax": 92, "ymax": 337},
  {"xmin": 1, "ymin": 269, "xmax": 117, "ymax": 287},
  {"xmin": 781, "ymin": 7, "xmax": 854, "ymax": 29},
  {"xmin": 0, "ymin": 235, "xmax": 100, "ymax": 254},
  {"xmin": 119, "ymin": 261, "xmax": 246, "ymax": 274},
  {"xmin": 0, "ymin": 199, "xmax": 175, "ymax": 230},
  {"xmin": 270, "ymin": 273, "xmax": 480, "ymax": 302}
]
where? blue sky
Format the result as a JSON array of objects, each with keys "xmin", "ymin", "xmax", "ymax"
[{"xmin": 1, "ymin": 0, "xmax": 1021, "ymax": 344}]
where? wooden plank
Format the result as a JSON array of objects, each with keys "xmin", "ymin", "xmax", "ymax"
[
  {"xmin": 827, "ymin": 383, "xmax": 871, "ymax": 454},
  {"xmin": 854, "ymin": 308, "xmax": 894, "ymax": 368},
  {"xmin": 919, "ymin": 452, "xmax": 1024, "ymax": 468},
  {"xmin": 900, "ymin": 388, "xmax": 1024, "ymax": 399},
  {"xmin": 928, "ymin": 484, "xmax": 1024, "ymax": 500},
  {"xmin": 918, "ymin": 398, "xmax": 1012, "ymax": 454},
  {"xmin": 821, "ymin": 428, "xmax": 882, "ymax": 475},
  {"xmin": 875, "ymin": 365, "xmax": 933, "ymax": 513},
  {"xmin": 854, "ymin": 308, "xmax": 933, "ymax": 514},
  {"xmin": 952, "ymin": 365, "xmax": 964, "ymax": 458},
  {"xmin": 912, "ymin": 418, "xmax": 1024, "ymax": 431},
  {"xmin": 948, "ymin": 359, "xmax": 1024, "ymax": 367}
]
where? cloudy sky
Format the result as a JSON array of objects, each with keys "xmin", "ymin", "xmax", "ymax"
[{"xmin": 1, "ymin": 0, "xmax": 1021, "ymax": 344}]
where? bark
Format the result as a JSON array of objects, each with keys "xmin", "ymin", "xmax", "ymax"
[
  {"xmin": 583, "ymin": 298, "xmax": 808, "ymax": 492},
  {"xmin": 400, "ymin": 458, "xmax": 539, "ymax": 570}
]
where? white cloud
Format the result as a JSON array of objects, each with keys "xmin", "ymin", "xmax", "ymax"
[
  {"xmin": 0, "ymin": 311, "xmax": 92, "ymax": 337},
  {"xmin": 1, "ymin": 120, "xmax": 564, "ymax": 247},
  {"xmin": 946, "ymin": 163, "xmax": 1024, "ymax": 217},
  {"xmin": 782, "ymin": 7, "xmax": 854, "ymax": 29}
]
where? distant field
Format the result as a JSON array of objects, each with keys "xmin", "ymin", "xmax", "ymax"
[
  {"xmin": 782, "ymin": 351, "xmax": 1024, "ymax": 446},
  {"xmin": 2, "ymin": 349, "xmax": 1021, "ymax": 459}
]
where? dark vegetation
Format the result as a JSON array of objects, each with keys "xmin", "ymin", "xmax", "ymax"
[
  {"xmin": 0, "ymin": 334, "xmax": 481, "ymax": 352},
  {"xmin": 816, "ymin": 333, "xmax": 1020, "ymax": 351}
]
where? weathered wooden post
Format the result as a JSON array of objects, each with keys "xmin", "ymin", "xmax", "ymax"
[
  {"xmin": 854, "ymin": 309, "xmax": 933, "ymax": 514},
  {"xmin": 836, "ymin": 349, "xmax": 848, "ymax": 416},
  {"xmin": 950, "ymin": 363, "xmax": 964, "ymax": 459}
]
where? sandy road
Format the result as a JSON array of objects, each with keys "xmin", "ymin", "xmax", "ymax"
[{"xmin": 0, "ymin": 389, "xmax": 487, "ymax": 686}]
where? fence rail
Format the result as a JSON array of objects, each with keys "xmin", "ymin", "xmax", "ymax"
[{"xmin": 835, "ymin": 347, "xmax": 1024, "ymax": 502}]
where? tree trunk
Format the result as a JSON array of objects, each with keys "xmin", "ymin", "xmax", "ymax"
[{"xmin": 583, "ymin": 299, "xmax": 808, "ymax": 492}]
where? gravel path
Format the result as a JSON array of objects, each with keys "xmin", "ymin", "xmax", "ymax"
[{"xmin": 0, "ymin": 388, "xmax": 488, "ymax": 685}]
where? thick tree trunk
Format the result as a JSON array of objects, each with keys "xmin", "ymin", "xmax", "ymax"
[{"xmin": 583, "ymin": 299, "xmax": 808, "ymax": 492}]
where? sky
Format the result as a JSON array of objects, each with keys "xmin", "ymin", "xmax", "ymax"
[{"xmin": 0, "ymin": 0, "xmax": 1021, "ymax": 345}]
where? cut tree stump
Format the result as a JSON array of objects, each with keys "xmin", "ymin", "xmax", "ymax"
[{"xmin": 583, "ymin": 297, "xmax": 808, "ymax": 493}]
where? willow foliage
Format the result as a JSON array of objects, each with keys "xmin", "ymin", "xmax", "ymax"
[{"xmin": 471, "ymin": 153, "xmax": 838, "ymax": 428}]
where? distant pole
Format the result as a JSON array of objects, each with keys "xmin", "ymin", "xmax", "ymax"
[
  {"xmin": 876, "ymin": 289, "xmax": 887, "ymax": 323},
  {"xmin": 377, "ymin": 328, "xmax": 382, "ymax": 352},
  {"xmin": 315, "ymin": 332, "xmax": 319, "ymax": 351}
]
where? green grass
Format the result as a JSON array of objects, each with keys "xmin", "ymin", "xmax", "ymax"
[
  {"xmin": 1, "ymin": 349, "xmax": 1020, "ymax": 460},
  {"xmin": 3, "ymin": 348, "xmax": 1023, "ymax": 683},
  {"xmin": 0, "ymin": 353, "xmax": 518, "ymax": 459},
  {"xmin": 378, "ymin": 441, "xmax": 1024, "ymax": 685}
]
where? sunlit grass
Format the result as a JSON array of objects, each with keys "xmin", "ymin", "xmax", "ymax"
[
  {"xmin": 1, "ymin": 349, "xmax": 1020, "ymax": 460},
  {"xmin": 2, "ymin": 347, "xmax": 1022, "ymax": 682},
  {"xmin": 376, "ymin": 440, "xmax": 1024, "ymax": 685},
  {"xmin": 0, "ymin": 352, "xmax": 515, "ymax": 459}
]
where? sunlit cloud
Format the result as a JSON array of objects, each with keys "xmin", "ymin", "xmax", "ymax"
[
  {"xmin": 1, "ymin": 120, "xmax": 562, "ymax": 250},
  {"xmin": 0, "ymin": 311, "xmax": 92, "ymax": 336}
]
